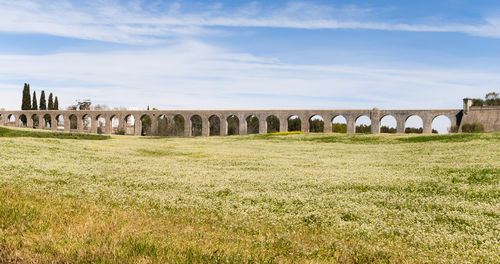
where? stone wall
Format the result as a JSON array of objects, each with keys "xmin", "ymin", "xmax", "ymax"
[{"xmin": 460, "ymin": 106, "xmax": 500, "ymax": 132}]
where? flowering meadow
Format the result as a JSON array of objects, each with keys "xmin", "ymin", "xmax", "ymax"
[{"xmin": 0, "ymin": 129, "xmax": 498, "ymax": 263}]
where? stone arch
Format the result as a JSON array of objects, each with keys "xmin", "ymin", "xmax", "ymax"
[
  {"xmin": 157, "ymin": 115, "xmax": 169, "ymax": 136},
  {"xmin": 96, "ymin": 115, "xmax": 106, "ymax": 133},
  {"xmin": 190, "ymin": 115, "xmax": 202, "ymax": 137},
  {"xmin": 56, "ymin": 114, "xmax": 65, "ymax": 130},
  {"xmin": 31, "ymin": 114, "xmax": 40, "ymax": 129},
  {"xmin": 19, "ymin": 114, "xmax": 27, "ymax": 127},
  {"xmin": 266, "ymin": 115, "xmax": 280, "ymax": 133},
  {"xmin": 172, "ymin": 114, "xmax": 185, "ymax": 137},
  {"xmin": 69, "ymin": 114, "xmax": 77, "ymax": 130},
  {"xmin": 287, "ymin": 115, "xmax": 301, "ymax": 132},
  {"xmin": 110, "ymin": 115, "xmax": 120, "ymax": 134},
  {"xmin": 432, "ymin": 115, "xmax": 451, "ymax": 134},
  {"xmin": 380, "ymin": 115, "xmax": 397, "ymax": 133},
  {"xmin": 309, "ymin": 115, "xmax": 324, "ymax": 133},
  {"xmin": 124, "ymin": 115, "xmax": 135, "ymax": 135},
  {"xmin": 43, "ymin": 114, "xmax": 52, "ymax": 129},
  {"xmin": 405, "ymin": 115, "xmax": 423, "ymax": 134},
  {"xmin": 227, "ymin": 115, "xmax": 239, "ymax": 135},
  {"xmin": 82, "ymin": 114, "xmax": 91, "ymax": 131},
  {"xmin": 332, "ymin": 115, "xmax": 347, "ymax": 133},
  {"xmin": 246, "ymin": 115, "xmax": 259, "ymax": 134},
  {"xmin": 7, "ymin": 114, "xmax": 16, "ymax": 125},
  {"xmin": 140, "ymin": 114, "xmax": 152, "ymax": 136},
  {"xmin": 209, "ymin": 115, "xmax": 221, "ymax": 136},
  {"xmin": 355, "ymin": 115, "xmax": 371, "ymax": 133}
]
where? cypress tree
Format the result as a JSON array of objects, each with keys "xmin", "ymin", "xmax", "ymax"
[
  {"xmin": 21, "ymin": 84, "xmax": 26, "ymax": 109},
  {"xmin": 32, "ymin": 91, "xmax": 38, "ymax": 110},
  {"xmin": 48, "ymin": 93, "xmax": 54, "ymax": 110},
  {"xmin": 40, "ymin": 91, "xmax": 47, "ymax": 110},
  {"xmin": 22, "ymin": 83, "xmax": 31, "ymax": 110},
  {"xmin": 54, "ymin": 96, "xmax": 59, "ymax": 110}
]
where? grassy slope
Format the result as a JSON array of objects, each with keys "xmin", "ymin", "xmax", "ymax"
[
  {"xmin": 0, "ymin": 129, "xmax": 498, "ymax": 263},
  {"xmin": 0, "ymin": 127, "xmax": 110, "ymax": 140}
]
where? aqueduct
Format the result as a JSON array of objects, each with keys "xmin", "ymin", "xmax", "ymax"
[
  {"xmin": 0, "ymin": 108, "xmax": 462, "ymax": 136},
  {"xmin": 1, "ymin": 99, "xmax": 497, "ymax": 136}
]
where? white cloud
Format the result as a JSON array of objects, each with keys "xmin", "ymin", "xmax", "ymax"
[
  {"xmin": 0, "ymin": 40, "xmax": 497, "ymax": 113},
  {"xmin": 0, "ymin": 0, "xmax": 500, "ymax": 44}
]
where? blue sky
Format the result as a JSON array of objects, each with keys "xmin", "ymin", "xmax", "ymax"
[{"xmin": 0, "ymin": 0, "xmax": 499, "ymax": 117}]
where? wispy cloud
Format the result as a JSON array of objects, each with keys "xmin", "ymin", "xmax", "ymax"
[
  {"xmin": 1, "ymin": 0, "xmax": 500, "ymax": 44},
  {"xmin": 0, "ymin": 40, "xmax": 497, "ymax": 111}
]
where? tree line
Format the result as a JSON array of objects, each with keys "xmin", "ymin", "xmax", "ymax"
[
  {"xmin": 21, "ymin": 83, "xmax": 59, "ymax": 110},
  {"xmin": 472, "ymin": 92, "xmax": 499, "ymax": 106}
]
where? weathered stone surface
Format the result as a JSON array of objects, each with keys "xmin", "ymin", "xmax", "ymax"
[
  {"xmin": 0, "ymin": 101, "xmax": 498, "ymax": 136},
  {"xmin": 460, "ymin": 107, "xmax": 500, "ymax": 132}
]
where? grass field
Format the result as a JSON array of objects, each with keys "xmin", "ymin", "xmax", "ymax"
[
  {"xmin": 0, "ymin": 126, "xmax": 110, "ymax": 140},
  {"xmin": 0, "ymin": 128, "xmax": 498, "ymax": 263}
]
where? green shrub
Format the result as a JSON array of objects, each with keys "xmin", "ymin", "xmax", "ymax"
[
  {"xmin": 485, "ymin": 98, "xmax": 500, "ymax": 106},
  {"xmin": 485, "ymin": 92, "xmax": 500, "ymax": 106},
  {"xmin": 380, "ymin": 126, "xmax": 396, "ymax": 133},
  {"xmin": 116, "ymin": 128, "xmax": 126, "ymax": 135},
  {"xmin": 97, "ymin": 127, "xmax": 103, "ymax": 134},
  {"xmin": 472, "ymin": 99, "xmax": 484, "ymax": 106},
  {"xmin": 355, "ymin": 124, "xmax": 371, "ymax": 133},
  {"xmin": 449, "ymin": 125, "xmax": 459, "ymax": 133},
  {"xmin": 332, "ymin": 123, "xmax": 346, "ymax": 133},
  {"xmin": 309, "ymin": 119, "xmax": 324, "ymax": 133},
  {"xmin": 462, "ymin": 123, "xmax": 472, "ymax": 133},
  {"xmin": 462, "ymin": 122, "xmax": 484, "ymax": 133},
  {"xmin": 405, "ymin": 127, "xmax": 423, "ymax": 134},
  {"xmin": 287, "ymin": 118, "xmax": 301, "ymax": 132}
]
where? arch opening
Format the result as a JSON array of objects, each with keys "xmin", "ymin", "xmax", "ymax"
[
  {"xmin": 209, "ymin": 115, "xmax": 221, "ymax": 136},
  {"xmin": 8, "ymin": 114, "xmax": 16, "ymax": 125},
  {"xmin": 355, "ymin": 116, "xmax": 371, "ymax": 133},
  {"xmin": 110, "ymin": 115, "xmax": 120, "ymax": 134},
  {"xmin": 124, "ymin": 115, "xmax": 135, "ymax": 135},
  {"xmin": 172, "ymin": 114, "xmax": 185, "ymax": 137},
  {"xmin": 96, "ymin": 115, "xmax": 106, "ymax": 134},
  {"xmin": 266, "ymin": 115, "xmax": 280, "ymax": 133},
  {"xmin": 82, "ymin": 115, "xmax": 91, "ymax": 131},
  {"xmin": 432, "ymin": 115, "xmax": 451, "ymax": 134},
  {"xmin": 190, "ymin": 115, "xmax": 202, "ymax": 137},
  {"xmin": 332, "ymin": 115, "xmax": 347, "ymax": 133},
  {"xmin": 287, "ymin": 115, "xmax": 301, "ymax": 132},
  {"xmin": 69, "ymin": 115, "xmax": 77, "ymax": 130},
  {"xmin": 246, "ymin": 115, "xmax": 259, "ymax": 134},
  {"xmin": 141, "ymin": 115, "xmax": 152, "ymax": 136},
  {"xmin": 405, "ymin": 115, "xmax": 423, "ymax": 134},
  {"xmin": 43, "ymin": 114, "xmax": 51, "ymax": 129},
  {"xmin": 31, "ymin": 114, "xmax": 39, "ymax": 129},
  {"xmin": 19, "ymin": 114, "xmax": 27, "ymax": 127},
  {"xmin": 309, "ymin": 115, "xmax": 324, "ymax": 133},
  {"xmin": 227, "ymin": 115, "xmax": 239, "ymax": 136},
  {"xmin": 56, "ymin": 115, "xmax": 65, "ymax": 130},
  {"xmin": 157, "ymin": 115, "xmax": 169, "ymax": 136},
  {"xmin": 380, "ymin": 115, "xmax": 397, "ymax": 133}
]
